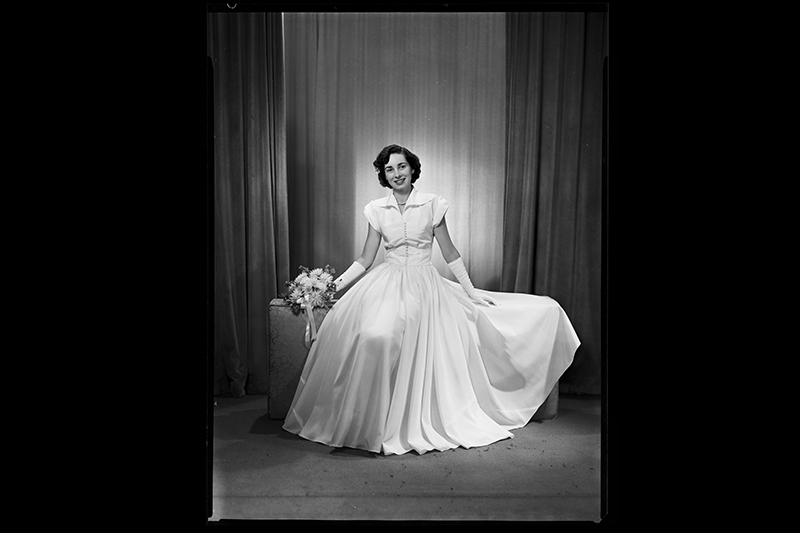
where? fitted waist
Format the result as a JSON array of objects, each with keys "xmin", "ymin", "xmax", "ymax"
[{"xmin": 385, "ymin": 248, "xmax": 433, "ymax": 266}]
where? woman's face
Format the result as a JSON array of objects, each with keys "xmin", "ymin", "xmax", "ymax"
[{"xmin": 384, "ymin": 152, "xmax": 413, "ymax": 195}]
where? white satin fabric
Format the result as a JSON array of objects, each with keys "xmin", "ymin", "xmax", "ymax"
[{"xmin": 283, "ymin": 189, "xmax": 580, "ymax": 455}]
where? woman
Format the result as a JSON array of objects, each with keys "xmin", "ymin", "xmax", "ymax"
[{"xmin": 283, "ymin": 144, "xmax": 580, "ymax": 455}]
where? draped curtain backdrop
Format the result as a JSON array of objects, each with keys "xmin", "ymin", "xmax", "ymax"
[
  {"xmin": 283, "ymin": 12, "xmax": 507, "ymax": 290},
  {"xmin": 207, "ymin": 10, "xmax": 606, "ymax": 398},
  {"xmin": 208, "ymin": 12, "xmax": 290, "ymax": 397},
  {"xmin": 502, "ymin": 12, "xmax": 607, "ymax": 394}
]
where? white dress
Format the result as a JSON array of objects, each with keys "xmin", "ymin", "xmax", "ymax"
[{"xmin": 282, "ymin": 189, "xmax": 580, "ymax": 455}]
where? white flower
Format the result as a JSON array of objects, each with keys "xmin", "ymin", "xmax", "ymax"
[
  {"xmin": 307, "ymin": 291, "xmax": 326, "ymax": 308},
  {"xmin": 310, "ymin": 268, "xmax": 323, "ymax": 278}
]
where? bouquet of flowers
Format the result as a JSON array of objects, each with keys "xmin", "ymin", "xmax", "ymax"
[
  {"xmin": 280, "ymin": 265, "xmax": 338, "ymax": 349},
  {"xmin": 281, "ymin": 265, "xmax": 338, "ymax": 316}
]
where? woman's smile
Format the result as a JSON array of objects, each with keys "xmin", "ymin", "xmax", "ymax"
[{"xmin": 385, "ymin": 153, "xmax": 413, "ymax": 193}]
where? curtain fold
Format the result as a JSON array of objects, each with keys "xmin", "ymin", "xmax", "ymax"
[
  {"xmin": 502, "ymin": 11, "xmax": 607, "ymax": 394},
  {"xmin": 208, "ymin": 12, "xmax": 290, "ymax": 397},
  {"xmin": 283, "ymin": 13, "xmax": 507, "ymax": 290}
]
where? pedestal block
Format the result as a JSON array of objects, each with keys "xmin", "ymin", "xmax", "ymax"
[{"xmin": 268, "ymin": 298, "xmax": 333, "ymax": 420}]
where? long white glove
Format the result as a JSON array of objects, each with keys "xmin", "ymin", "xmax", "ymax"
[
  {"xmin": 447, "ymin": 257, "xmax": 497, "ymax": 306},
  {"xmin": 335, "ymin": 261, "xmax": 366, "ymax": 292}
]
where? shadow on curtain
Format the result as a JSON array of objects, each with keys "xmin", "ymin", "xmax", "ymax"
[
  {"xmin": 502, "ymin": 11, "xmax": 607, "ymax": 395},
  {"xmin": 208, "ymin": 12, "xmax": 290, "ymax": 397}
]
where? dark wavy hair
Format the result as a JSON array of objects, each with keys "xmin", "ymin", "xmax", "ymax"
[{"xmin": 373, "ymin": 144, "xmax": 422, "ymax": 189}]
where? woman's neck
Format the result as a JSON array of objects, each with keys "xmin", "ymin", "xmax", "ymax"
[{"xmin": 393, "ymin": 186, "xmax": 413, "ymax": 204}]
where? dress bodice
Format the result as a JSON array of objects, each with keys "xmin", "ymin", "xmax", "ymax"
[{"xmin": 364, "ymin": 189, "xmax": 449, "ymax": 266}]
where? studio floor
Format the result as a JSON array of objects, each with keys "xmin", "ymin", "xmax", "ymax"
[{"xmin": 209, "ymin": 393, "xmax": 603, "ymax": 522}]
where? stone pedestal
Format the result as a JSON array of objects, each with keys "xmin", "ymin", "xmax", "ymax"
[
  {"xmin": 268, "ymin": 298, "xmax": 333, "ymax": 420},
  {"xmin": 267, "ymin": 298, "xmax": 558, "ymax": 421}
]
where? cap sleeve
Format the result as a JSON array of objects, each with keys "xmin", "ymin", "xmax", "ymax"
[
  {"xmin": 363, "ymin": 202, "xmax": 380, "ymax": 232},
  {"xmin": 432, "ymin": 195, "xmax": 450, "ymax": 227}
]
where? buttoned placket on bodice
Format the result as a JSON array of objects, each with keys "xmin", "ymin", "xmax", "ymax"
[{"xmin": 392, "ymin": 197, "xmax": 410, "ymax": 264}]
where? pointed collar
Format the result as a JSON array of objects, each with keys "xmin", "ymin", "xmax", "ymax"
[{"xmin": 377, "ymin": 188, "xmax": 433, "ymax": 209}]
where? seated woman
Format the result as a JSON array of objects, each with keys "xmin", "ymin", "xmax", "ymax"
[{"xmin": 283, "ymin": 144, "xmax": 580, "ymax": 455}]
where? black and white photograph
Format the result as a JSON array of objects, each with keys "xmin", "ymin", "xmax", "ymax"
[{"xmin": 204, "ymin": 3, "xmax": 609, "ymax": 523}]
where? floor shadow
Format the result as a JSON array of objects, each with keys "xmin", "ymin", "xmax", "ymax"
[
  {"xmin": 246, "ymin": 414, "xmax": 381, "ymax": 455},
  {"xmin": 249, "ymin": 413, "xmax": 292, "ymax": 437},
  {"xmin": 329, "ymin": 447, "xmax": 380, "ymax": 459}
]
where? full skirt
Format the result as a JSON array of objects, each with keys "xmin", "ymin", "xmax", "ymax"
[{"xmin": 282, "ymin": 261, "xmax": 580, "ymax": 455}]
